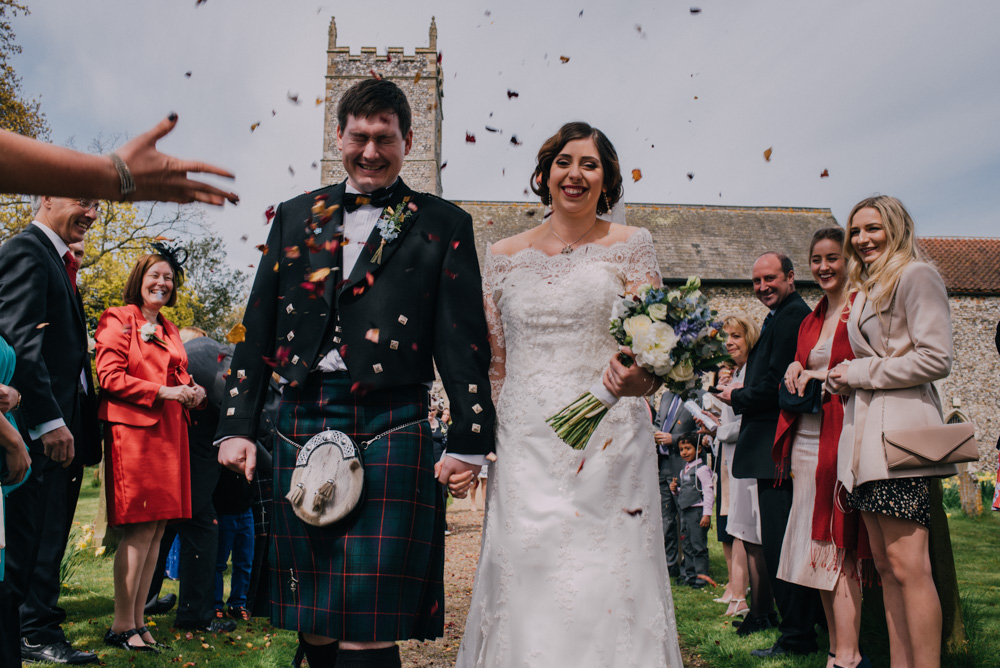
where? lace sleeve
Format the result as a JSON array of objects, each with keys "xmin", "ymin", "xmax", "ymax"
[
  {"xmin": 622, "ymin": 227, "xmax": 662, "ymax": 291},
  {"xmin": 482, "ymin": 246, "xmax": 508, "ymax": 405}
]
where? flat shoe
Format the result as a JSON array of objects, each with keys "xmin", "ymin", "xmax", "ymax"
[{"xmin": 103, "ymin": 628, "xmax": 158, "ymax": 653}]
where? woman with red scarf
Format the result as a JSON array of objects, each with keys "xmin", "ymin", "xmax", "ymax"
[{"xmin": 773, "ymin": 227, "xmax": 871, "ymax": 668}]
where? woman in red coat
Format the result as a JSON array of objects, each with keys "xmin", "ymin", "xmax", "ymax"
[{"xmin": 96, "ymin": 251, "xmax": 205, "ymax": 653}]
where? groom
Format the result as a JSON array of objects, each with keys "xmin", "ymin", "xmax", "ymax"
[{"xmin": 217, "ymin": 78, "xmax": 494, "ymax": 668}]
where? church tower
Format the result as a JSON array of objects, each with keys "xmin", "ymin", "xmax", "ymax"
[{"xmin": 321, "ymin": 17, "xmax": 444, "ymax": 195}]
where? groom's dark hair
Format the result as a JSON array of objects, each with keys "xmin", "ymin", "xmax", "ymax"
[{"xmin": 337, "ymin": 78, "xmax": 412, "ymax": 137}]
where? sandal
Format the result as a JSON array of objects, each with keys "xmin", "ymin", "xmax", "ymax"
[
  {"xmin": 725, "ymin": 598, "xmax": 749, "ymax": 618},
  {"xmin": 713, "ymin": 591, "xmax": 734, "ymax": 604}
]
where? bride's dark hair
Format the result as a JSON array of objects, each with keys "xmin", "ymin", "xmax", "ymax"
[{"xmin": 531, "ymin": 122, "xmax": 623, "ymax": 215}]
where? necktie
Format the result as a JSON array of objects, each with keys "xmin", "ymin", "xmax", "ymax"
[
  {"xmin": 63, "ymin": 251, "xmax": 79, "ymax": 292},
  {"xmin": 342, "ymin": 184, "xmax": 398, "ymax": 213},
  {"xmin": 761, "ymin": 311, "xmax": 774, "ymax": 332}
]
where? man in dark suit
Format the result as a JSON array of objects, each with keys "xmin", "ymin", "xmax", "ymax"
[
  {"xmin": 217, "ymin": 79, "xmax": 494, "ymax": 668},
  {"xmin": 653, "ymin": 389, "xmax": 704, "ymax": 579},
  {"xmin": 0, "ymin": 196, "xmax": 101, "ymax": 665},
  {"xmin": 717, "ymin": 251, "xmax": 819, "ymax": 658},
  {"xmin": 144, "ymin": 334, "xmax": 238, "ymax": 633}
]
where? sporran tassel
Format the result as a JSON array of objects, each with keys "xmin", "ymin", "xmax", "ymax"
[{"xmin": 286, "ymin": 481, "xmax": 306, "ymax": 506}]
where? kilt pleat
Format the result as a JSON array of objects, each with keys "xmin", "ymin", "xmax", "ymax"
[{"xmin": 270, "ymin": 372, "xmax": 443, "ymax": 641}]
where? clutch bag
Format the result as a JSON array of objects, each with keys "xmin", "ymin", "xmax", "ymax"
[
  {"xmin": 778, "ymin": 378, "xmax": 822, "ymax": 414},
  {"xmin": 882, "ymin": 423, "xmax": 979, "ymax": 471}
]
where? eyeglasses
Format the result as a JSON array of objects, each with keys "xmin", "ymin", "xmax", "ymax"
[{"xmin": 76, "ymin": 199, "xmax": 101, "ymax": 214}]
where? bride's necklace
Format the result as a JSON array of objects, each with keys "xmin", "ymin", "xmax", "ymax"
[{"xmin": 549, "ymin": 220, "xmax": 597, "ymax": 254}]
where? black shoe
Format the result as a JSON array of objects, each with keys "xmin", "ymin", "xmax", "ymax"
[
  {"xmin": 750, "ymin": 642, "xmax": 787, "ymax": 658},
  {"xmin": 138, "ymin": 625, "xmax": 173, "ymax": 650},
  {"xmin": 174, "ymin": 619, "xmax": 237, "ymax": 633},
  {"xmin": 21, "ymin": 638, "xmax": 99, "ymax": 664},
  {"xmin": 689, "ymin": 580, "xmax": 707, "ymax": 589},
  {"xmin": 103, "ymin": 629, "xmax": 159, "ymax": 654},
  {"xmin": 144, "ymin": 592, "xmax": 177, "ymax": 615},
  {"xmin": 735, "ymin": 614, "xmax": 772, "ymax": 637}
]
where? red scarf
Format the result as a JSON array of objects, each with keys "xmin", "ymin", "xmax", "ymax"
[{"xmin": 772, "ymin": 294, "xmax": 869, "ymax": 557}]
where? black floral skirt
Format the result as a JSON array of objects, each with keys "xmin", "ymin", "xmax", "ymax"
[{"xmin": 846, "ymin": 477, "xmax": 931, "ymax": 528}]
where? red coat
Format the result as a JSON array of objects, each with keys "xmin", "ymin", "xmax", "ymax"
[{"xmin": 95, "ymin": 304, "xmax": 192, "ymax": 426}]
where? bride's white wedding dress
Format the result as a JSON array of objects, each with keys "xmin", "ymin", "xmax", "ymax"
[{"xmin": 456, "ymin": 228, "xmax": 683, "ymax": 668}]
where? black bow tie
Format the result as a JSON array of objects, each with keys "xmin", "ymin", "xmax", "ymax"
[{"xmin": 342, "ymin": 184, "xmax": 399, "ymax": 213}]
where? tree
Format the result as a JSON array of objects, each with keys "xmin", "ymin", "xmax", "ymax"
[{"xmin": 0, "ymin": 0, "xmax": 49, "ymax": 140}]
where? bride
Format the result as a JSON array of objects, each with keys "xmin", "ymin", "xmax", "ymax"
[{"xmin": 453, "ymin": 122, "xmax": 684, "ymax": 667}]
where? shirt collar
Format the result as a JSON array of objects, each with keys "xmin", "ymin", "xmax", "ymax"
[{"xmin": 32, "ymin": 220, "xmax": 71, "ymax": 258}]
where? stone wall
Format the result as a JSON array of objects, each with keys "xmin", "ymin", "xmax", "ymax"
[{"xmin": 321, "ymin": 18, "xmax": 443, "ymax": 195}]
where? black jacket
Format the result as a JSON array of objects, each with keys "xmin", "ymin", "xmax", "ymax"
[
  {"xmin": 730, "ymin": 292, "xmax": 810, "ymax": 480},
  {"xmin": 216, "ymin": 180, "xmax": 495, "ymax": 456},
  {"xmin": 0, "ymin": 224, "xmax": 99, "ymax": 464}
]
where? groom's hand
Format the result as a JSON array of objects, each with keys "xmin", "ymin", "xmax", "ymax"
[
  {"xmin": 437, "ymin": 455, "xmax": 481, "ymax": 499},
  {"xmin": 219, "ymin": 436, "xmax": 257, "ymax": 481}
]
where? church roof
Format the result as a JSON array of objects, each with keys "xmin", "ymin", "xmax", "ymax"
[
  {"xmin": 918, "ymin": 237, "xmax": 1000, "ymax": 295},
  {"xmin": 458, "ymin": 201, "xmax": 839, "ymax": 282}
]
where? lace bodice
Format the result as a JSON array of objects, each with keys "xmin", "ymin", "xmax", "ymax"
[{"xmin": 482, "ymin": 227, "xmax": 660, "ymax": 416}]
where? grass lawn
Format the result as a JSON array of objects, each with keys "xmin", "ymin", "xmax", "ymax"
[{"xmin": 52, "ymin": 477, "xmax": 1000, "ymax": 667}]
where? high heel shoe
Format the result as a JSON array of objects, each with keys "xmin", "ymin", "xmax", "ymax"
[
  {"xmin": 713, "ymin": 591, "xmax": 734, "ymax": 604},
  {"xmin": 138, "ymin": 625, "xmax": 172, "ymax": 650},
  {"xmin": 725, "ymin": 598, "xmax": 749, "ymax": 617},
  {"xmin": 103, "ymin": 628, "xmax": 158, "ymax": 653}
]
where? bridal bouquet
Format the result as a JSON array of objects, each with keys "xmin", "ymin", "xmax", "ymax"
[{"xmin": 546, "ymin": 277, "xmax": 729, "ymax": 450}]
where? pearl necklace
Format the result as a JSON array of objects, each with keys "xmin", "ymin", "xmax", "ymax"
[{"xmin": 549, "ymin": 220, "xmax": 598, "ymax": 254}]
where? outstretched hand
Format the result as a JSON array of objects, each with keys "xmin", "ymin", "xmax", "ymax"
[{"xmin": 116, "ymin": 114, "xmax": 239, "ymax": 206}]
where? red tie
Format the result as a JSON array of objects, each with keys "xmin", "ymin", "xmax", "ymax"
[{"xmin": 63, "ymin": 251, "xmax": 79, "ymax": 292}]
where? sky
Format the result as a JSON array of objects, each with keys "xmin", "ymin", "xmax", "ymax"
[{"xmin": 11, "ymin": 0, "xmax": 1000, "ymax": 269}]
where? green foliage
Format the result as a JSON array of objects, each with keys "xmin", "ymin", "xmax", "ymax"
[{"xmin": 0, "ymin": 1, "xmax": 50, "ymax": 140}]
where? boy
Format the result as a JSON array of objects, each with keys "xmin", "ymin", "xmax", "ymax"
[{"xmin": 670, "ymin": 433, "xmax": 714, "ymax": 589}]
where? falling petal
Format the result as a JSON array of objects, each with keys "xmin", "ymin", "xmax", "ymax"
[
  {"xmin": 288, "ymin": 165, "xmax": 295, "ymax": 176},
  {"xmin": 690, "ymin": 7, "xmax": 702, "ymax": 14},
  {"xmin": 440, "ymin": 161, "xmax": 448, "ymax": 170},
  {"xmin": 35, "ymin": 322, "xmax": 49, "ymax": 329},
  {"xmin": 308, "ymin": 267, "xmax": 331, "ymax": 282},
  {"xmin": 763, "ymin": 147, "xmax": 772, "ymax": 162},
  {"xmin": 240, "ymin": 234, "xmax": 249, "ymax": 242},
  {"xmin": 510, "ymin": 135, "xmax": 522, "ymax": 146},
  {"xmin": 820, "ymin": 169, "xmax": 830, "ymax": 178},
  {"xmin": 225, "ymin": 323, "xmax": 247, "ymax": 344},
  {"xmin": 256, "ymin": 244, "xmax": 269, "ymax": 254},
  {"xmin": 370, "ymin": 68, "xmax": 382, "ymax": 80},
  {"xmin": 184, "ymin": 71, "xmax": 192, "ymax": 78},
  {"xmin": 414, "ymin": 71, "xmax": 422, "ymax": 84},
  {"xmin": 287, "ymin": 91, "xmax": 300, "ymax": 104},
  {"xmin": 465, "ymin": 132, "xmax": 476, "ymax": 143},
  {"xmin": 485, "ymin": 125, "xmax": 499, "ymax": 133},
  {"xmin": 264, "ymin": 205, "xmax": 276, "ymax": 224},
  {"xmin": 632, "ymin": 168, "xmax": 642, "ymax": 182},
  {"xmin": 687, "ymin": 172, "xmax": 695, "ymax": 180},
  {"xmin": 507, "ymin": 89, "xmax": 519, "ymax": 98},
  {"xmin": 250, "ymin": 122, "xmax": 260, "ymax": 132},
  {"xmin": 315, "ymin": 96, "xmax": 324, "ymax": 106},
  {"xmin": 623, "ymin": 507, "xmax": 642, "ymax": 516},
  {"xmin": 576, "ymin": 458, "xmax": 586, "ymax": 475},
  {"xmin": 559, "ymin": 55, "xmax": 570, "ymax": 63},
  {"xmin": 365, "ymin": 328, "xmax": 380, "ymax": 343}
]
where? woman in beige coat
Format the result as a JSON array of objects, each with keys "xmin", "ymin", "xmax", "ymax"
[{"xmin": 828, "ymin": 195, "xmax": 954, "ymax": 668}]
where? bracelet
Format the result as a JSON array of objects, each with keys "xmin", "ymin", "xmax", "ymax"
[
  {"xmin": 15, "ymin": 391, "xmax": 21, "ymax": 410},
  {"xmin": 643, "ymin": 376, "xmax": 656, "ymax": 396},
  {"xmin": 109, "ymin": 152, "xmax": 136, "ymax": 200}
]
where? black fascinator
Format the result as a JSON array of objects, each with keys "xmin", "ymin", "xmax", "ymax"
[{"xmin": 150, "ymin": 241, "xmax": 188, "ymax": 282}]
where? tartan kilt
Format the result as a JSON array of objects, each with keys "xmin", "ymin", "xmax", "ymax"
[{"xmin": 270, "ymin": 372, "xmax": 443, "ymax": 641}]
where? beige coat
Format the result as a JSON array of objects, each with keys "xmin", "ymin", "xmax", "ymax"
[{"xmin": 836, "ymin": 262, "xmax": 957, "ymax": 491}]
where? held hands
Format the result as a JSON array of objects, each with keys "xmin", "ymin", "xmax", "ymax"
[
  {"xmin": 218, "ymin": 437, "xmax": 257, "ymax": 481},
  {"xmin": 826, "ymin": 362, "xmax": 851, "ymax": 393},
  {"xmin": 189, "ymin": 383, "xmax": 207, "ymax": 408},
  {"xmin": 699, "ymin": 515, "xmax": 711, "ymax": 529},
  {"xmin": 41, "ymin": 425, "xmax": 75, "ymax": 467},
  {"xmin": 116, "ymin": 114, "xmax": 239, "ymax": 206},
  {"xmin": 157, "ymin": 384, "xmax": 198, "ymax": 407},
  {"xmin": 603, "ymin": 346, "xmax": 658, "ymax": 398},
  {"xmin": 436, "ymin": 455, "xmax": 482, "ymax": 499}
]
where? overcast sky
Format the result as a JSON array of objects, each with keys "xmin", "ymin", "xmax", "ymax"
[{"xmin": 12, "ymin": 0, "xmax": 1000, "ymax": 268}]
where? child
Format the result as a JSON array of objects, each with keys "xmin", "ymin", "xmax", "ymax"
[
  {"xmin": 213, "ymin": 467, "xmax": 254, "ymax": 621},
  {"xmin": 670, "ymin": 432, "xmax": 714, "ymax": 589}
]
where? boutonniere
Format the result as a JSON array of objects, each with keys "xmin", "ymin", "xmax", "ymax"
[
  {"xmin": 371, "ymin": 196, "xmax": 414, "ymax": 265},
  {"xmin": 140, "ymin": 322, "xmax": 168, "ymax": 348}
]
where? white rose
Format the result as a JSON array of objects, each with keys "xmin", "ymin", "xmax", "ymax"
[
  {"xmin": 667, "ymin": 290, "xmax": 682, "ymax": 302},
  {"xmin": 687, "ymin": 289, "xmax": 703, "ymax": 302},
  {"xmin": 140, "ymin": 322, "xmax": 158, "ymax": 342},
  {"xmin": 633, "ymin": 321, "xmax": 678, "ymax": 377},
  {"xmin": 611, "ymin": 297, "xmax": 632, "ymax": 322},
  {"xmin": 623, "ymin": 314, "xmax": 653, "ymax": 341},
  {"xmin": 668, "ymin": 360, "xmax": 695, "ymax": 383},
  {"xmin": 647, "ymin": 303, "xmax": 667, "ymax": 322}
]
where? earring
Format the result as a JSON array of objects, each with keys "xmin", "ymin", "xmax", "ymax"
[
  {"xmin": 546, "ymin": 192, "xmax": 552, "ymax": 207},
  {"xmin": 602, "ymin": 192, "xmax": 611, "ymax": 213}
]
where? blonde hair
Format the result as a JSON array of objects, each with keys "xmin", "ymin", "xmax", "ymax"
[
  {"xmin": 721, "ymin": 312, "xmax": 761, "ymax": 352},
  {"xmin": 179, "ymin": 326, "xmax": 207, "ymax": 343},
  {"xmin": 844, "ymin": 195, "xmax": 928, "ymax": 315}
]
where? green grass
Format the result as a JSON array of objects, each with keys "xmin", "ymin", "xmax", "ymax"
[
  {"xmin": 673, "ymin": 511, "xmax": 1000, "ymax": 667},
  {"xmin": 55, "ymin": 482, "xmax": 1000, "ymax": 667}
]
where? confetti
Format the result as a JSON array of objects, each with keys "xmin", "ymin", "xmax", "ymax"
[
  {"xmin": 184, "ymin": 71, "xmax": 192, "ymax": 78},
  {"xmin": 35, "ymin": 322, "xmax": 49, "ymax": 329},
  {"xmin": 763, "ymin": 147, "xmax": 772, "ymax": 162},
  {"xmin": 440, "ymin": 161, "xmax": 448, "ymax": 170},
  {"xmin": 365, "ymin": 328, "xmax": 380, "ymax": 343},
  {"xmin": 225, "ymin": 323, "xmax": 246, "ymax": 344},
  {"xmin": 687, "ymin": 172, "xmax": 695, "ymax": 181},
  {"xmin": 288, "ymin": 165, "xmax": 295, "ymax": 176},
  {"xmin": 576, "ymin": 458, "xmax": 586, "ymax": 475},
  {"xmin": 485, "ymin": 125, "xmax": 499, "ymax": 133},
  {"xmin": 311, "ymin": 161, "xmax": 318, "ymax": 169},
  {"xmin": 284, "ymin": 246, "xmax": 301, "ymax": 259},
  {"xmin": 315, "ymin": 96, "xmax": 324, "ymax": 106},
  {"xmin": 510, "ymin": 135, "xmax": 522, "ymax": 146},
  {"xmin": 256, "ymin": 244, "xmax": 269, "ymax": 254},
  {"xmin": 820, "ymin": 169, "xmax": 830, "ymax": 178},
  {"xmin": 287, "ymin": 91, "xmax": 300, "ymax": 104},
  {"xmin": 623, "ymin": 507, "xmax": 643, "ymax": 516},
  {"xmin": 308, "ymin": 267, "xmax": 331, "ymax": 282},
  {"xmin": 264, "ymin": 205, "xmax": 276, "ymax": 224},
  {"xmin": 602, "ymin": 437, "xmax": 613, "ymax": 450},
  {"xmin": 632, "ymin": 168, "xmax": 642, "ymax": 182},
  {"xmin": 507, "ymin": 89, "xmax": 519, "ymax": 99},
  {"xmin": 690, "ymin": 7, "xmax": 702, "ymax": 14},
  {"xmin": 635, "ymin": 24, "xmax": 646, "ymax": 38},
  {"xmin": 240, "ymin": 234, "xmax": 249, "ymax": 243},
  {"xmin": 465, "ymin": 132, "xmax": 476, "ymax": 143},
  {"xmin": 250, "ymin": 122, "xmax": 260, "ymax": 132},
  {"xmin": 370, "ymin": 68, "xmax": 382, "ymax": 80},
  {"xmin": 559, "ymin": 55, "xmax": 570, "ymax": 63},
  {"xmin": 414, "ymin": 71, "xmax": 422, "ymax": 84}
]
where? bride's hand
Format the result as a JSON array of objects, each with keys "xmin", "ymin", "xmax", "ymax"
[{"xmin": 603, "ymin": 346, "xmax": 659, "ymax": 398}]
